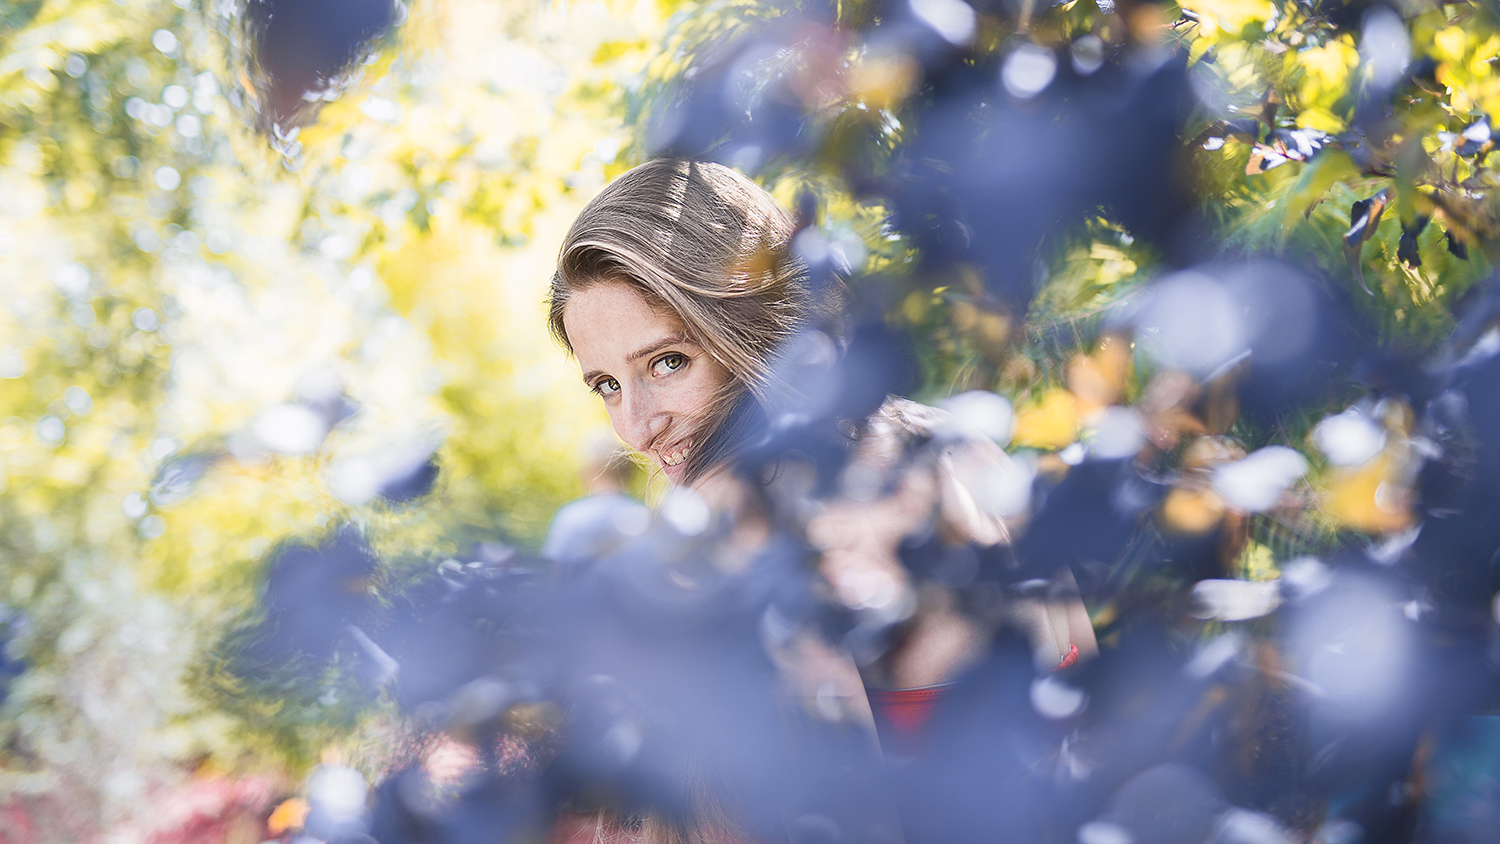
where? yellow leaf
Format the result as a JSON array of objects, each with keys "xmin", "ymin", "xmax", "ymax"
[
  {"xmin": 1182, "ymin": 0, "xmax": 1272, "ymax": 33},
  {"xmin": 1297, "ymin": 107, "xmax": 1346, "ymax": 134},
  {"xmin": 1160, "ymin": 487, "xmax": 1226, "ymax": 534},
  {"xmin": 1298, "ymin": 39, "xmax": 1357, "ymax": 106},
  {"xmin": 1324, "ymin": 454, "xmax": 1412, "ymax": 533},
  {"xmin": 1478, "ymin": 35, "xmax": 1500, "ymax": 64},
  {"xmin": 1011, "ymin": 389, "xmax": 1080, "ymax": 450},
  {"xmin": 1239, "ymin": 541, "xmax": 1278, "ymax": 581},
  {"xmin": 1471, "ymin": 52, "xmax": 1495, "ymax": 80},
  {"xmin": 848, "ymin": 54, "xmax": 921, "ymax": 110},
  {"xmin": 1434, "ymin": 27, "xmax": 1467, "ymax": 63}
]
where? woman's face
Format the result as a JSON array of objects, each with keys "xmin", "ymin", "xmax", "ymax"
[{"xmin": 563, "ymin": 281, "xmax": 731, "ymax": 484}]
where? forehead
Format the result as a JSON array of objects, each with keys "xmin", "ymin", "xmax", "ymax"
[{"xmin": 562, "ymin": 281, "xmax": 685, "ymax": 364}]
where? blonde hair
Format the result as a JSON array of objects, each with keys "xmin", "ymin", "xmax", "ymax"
[{"xmin": 550, "ymin": 158, "xmax": 835, "ymax": 485}]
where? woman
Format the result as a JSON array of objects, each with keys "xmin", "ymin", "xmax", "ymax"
[
  {"xmin": 548, "ymin": 158, "xmax": 1096, "ymax": 840},
  {"xmin": 548, "ymin": 158, "xmax": 824, "ymax": 490}
]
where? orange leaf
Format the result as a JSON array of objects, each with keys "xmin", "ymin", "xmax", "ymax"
[
  {"xmin": 267, "ymin": 798, "xmax": 310, "ymax": 836},
  {"xmin": 1011, "ymin": 389, "xmax": 1079, "ymax": 450}
]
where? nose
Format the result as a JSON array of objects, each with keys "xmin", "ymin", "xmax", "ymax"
[{"xmin": 614, "ymin": 385, "xmax": 669, "ymax": 453}]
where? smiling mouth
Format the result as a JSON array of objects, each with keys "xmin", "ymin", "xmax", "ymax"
[{"xmin": 659, "ymin": 442, "xmax": 691, "ymax": 468}]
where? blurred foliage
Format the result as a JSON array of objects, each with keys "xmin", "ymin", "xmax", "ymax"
[
  {"xmin": 622, "ymin": 0, "xmax": 1500, "ymax": 552},
  {"xmin": 606, "ymin": 0, "xmax": 1500, "ymax": 835},
  {"xmin": 626, "ymin": 0, "xmax": 1500, "ymax": 384},
  {"xmin": 0, "ymin": 0, "xmax": 662, "ymax": 832}
]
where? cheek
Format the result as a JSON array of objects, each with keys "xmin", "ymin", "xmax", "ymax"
[
  {"xmin": 600, "ymin": 403, "xmax": 632, "ymax": 441},
  {"xmin": 681, "ymin": 360, "xmax": 730, "ymax": 418}
]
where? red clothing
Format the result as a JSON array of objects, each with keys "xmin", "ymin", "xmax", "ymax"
[
  {"xmin": 868, "ymin": 643, "xmax": 1080, "ymax": 754},
  {"xmin": 1057, "ymin": 643, "xmax": 1080, "ymax": 669},
  {"xmin": 868, "ymin": 685, "xmax": 950, "ymax": 756}
]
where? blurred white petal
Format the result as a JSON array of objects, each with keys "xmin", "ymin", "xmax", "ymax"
[
  {"xmin": 253, "ymin": 403, "xmax": 328, "ymax": 456},
  {"xmin": 1192, "ymin": 579, "xmax": 1281, "ymax": 621},
  {"xmin": 1280, "ymin": 557, "xmax": 1332, "ymax": 600},
  {"xmin": 307, "ymin": 764, "xmax": 367, "ymax": 823},
  {"xmin": 1214, "ymin": 446, "xmax": 1308, "ymax": 511},
  {"xmin": 1088, "ymin": 406, "xmax": 1146, "ymax": 460},
  {"xmin": 911, "ymin": 0, "xmax": 976, "ymax": 45},
  {"xmin": 662, "ymin": 488, "xmax": 712, "ymax": 536},
  {"xmin": 1213, "ymin": 807, "xmax": 1295, "ymax": 844},
  {"xmin": 940, "ymin": 390, "xmax": 1014, "ymax": 444},
  {"xmin": 1312, "ymin": 411, "xmax": 1385, "ymax": 466},
  {"xmin": 1031, "ymin": 674, "xmax": 1088, "ymax": 720}
]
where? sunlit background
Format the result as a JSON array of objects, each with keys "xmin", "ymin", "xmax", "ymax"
[{"xmin": 0, "ymin": 0, "xmax": 646, "ymax": 830}]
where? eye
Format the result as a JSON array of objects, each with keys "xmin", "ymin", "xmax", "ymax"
[
  {"xmin": 593, "ymin": 377, "xmax": 621, "ymax": 397},
  {"xmin": 651, "ymin": 353, "xmax": 685, "ymax": 377}
]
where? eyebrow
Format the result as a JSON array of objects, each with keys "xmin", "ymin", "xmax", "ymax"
[{"xmin": 581, "ymin": 334, "xmax": 692, "ymax": 387}]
